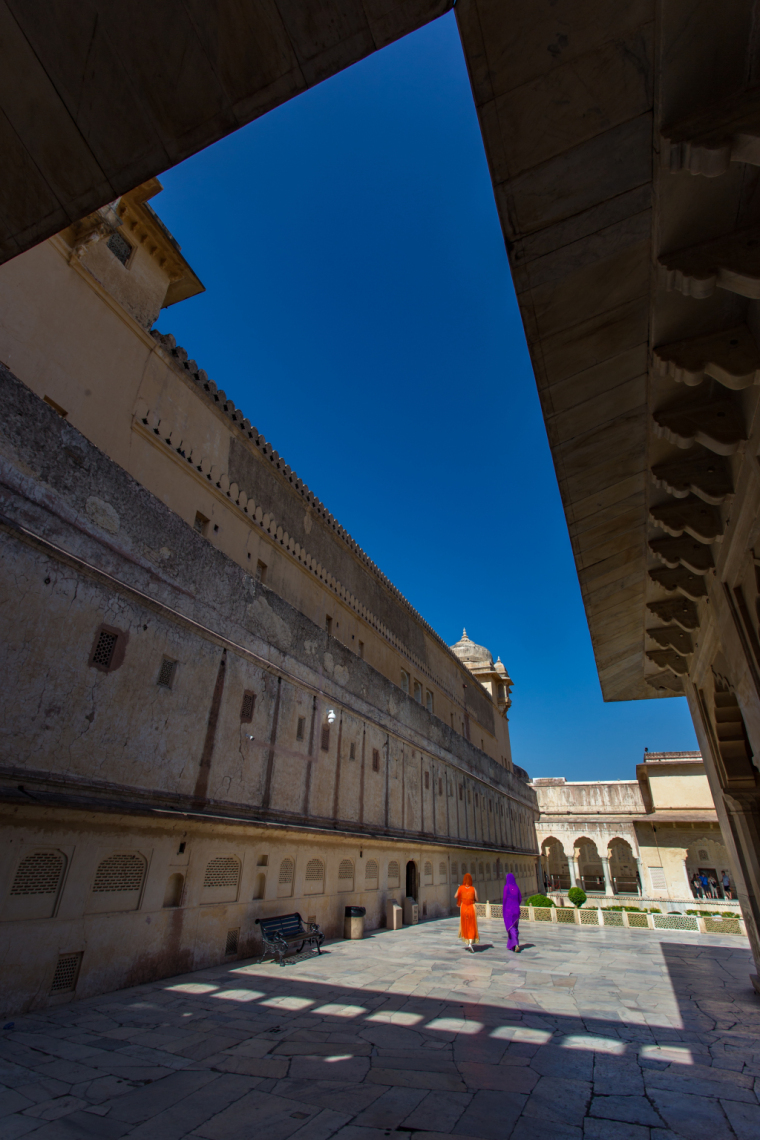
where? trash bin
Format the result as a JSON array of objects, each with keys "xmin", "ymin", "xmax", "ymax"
[{"xmin": 344, "ymin": 905, "xmax": 366, "ymax": 939}]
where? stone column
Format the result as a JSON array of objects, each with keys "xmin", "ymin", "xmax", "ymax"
[
  {"xmin": 568, "ymin": 856, "xmax": 579, "ymax": 889},
  {"xmin": 635, "ymin": 858, "xmax": 645, "ymax": 897},
  {"xmin": 601, "ymin": 856, "xmax": 614, "ymax": 896}
]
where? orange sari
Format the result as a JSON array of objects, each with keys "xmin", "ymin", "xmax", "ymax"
[{"xmin": 455, "ymin": 884, "xmax": 479, "ymax": 942}]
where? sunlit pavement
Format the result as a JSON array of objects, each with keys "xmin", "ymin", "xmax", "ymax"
[{"xmin": 1, "ymin": 918, "xmax": 759, "ymax": 1139}]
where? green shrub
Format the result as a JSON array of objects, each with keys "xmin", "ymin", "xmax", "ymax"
[
  {"xmin": 567, "ymin": 886, "xmax": 586, "ymax": 908},
  {"xmin": 647, "ymin": 908, "xmax": 661, "ymax": 914},
  {"xmin": 526, "ymin": 894, "xmax": 554, "ymax": 908}
]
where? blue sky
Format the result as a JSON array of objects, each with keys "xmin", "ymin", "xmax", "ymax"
[{"xmin": 154, "ymin": 11, "xmax": 698, "ymax": 780}]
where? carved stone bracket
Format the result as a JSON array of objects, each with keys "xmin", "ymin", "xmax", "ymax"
[
  {"xmin": 659, "ymin": 229, "xmax": 760, "ymax": 300},
  {"xmin": 652, "ymin": 396, "xmax": 746, "ymax": 455},
  {"xmin": 661, "ymin": 87, "xmax": 760, "ymax": 176},
  {"xmin": 648, "ymin": 566, "xmax": 709, "ymax": 599},
  {"xmin": 651, "ymin": 447, "xmax": 733, "ymax": 503},
  {"xmin": 645, "ymin": 648, "xmax": 690, "ymax": 675},
  {"xmin": 649, "ymin": 535, "xmax": 715, "ymax": 574},
  {"xmin": 649, "ymin": 495, "xmax": 723, "ymax": 543},
  {"xmin": 653, "ymin": 324, "xmax": 760, "ymax": 389},
  {"xmin": 646, "ymin": 597, "xmax": 699, "ymax": 630},
  {"xmin": 645, "ymin": 671, "xmax": 685, "ymax": 693},
  {"xmin": 647, "ymin": 625, "xmax": 694, "ymax": 654}
]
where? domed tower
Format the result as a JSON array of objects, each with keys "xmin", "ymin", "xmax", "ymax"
[{"xmin": 449, "ymin": 629, "xmax": 512, "ymax": 716}]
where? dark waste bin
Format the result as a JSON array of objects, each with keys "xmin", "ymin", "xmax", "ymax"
[{"xmin": 344, "ymin": 905, "xmax": 366, "ymax": 940}]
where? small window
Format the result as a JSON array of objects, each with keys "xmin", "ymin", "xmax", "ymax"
[
  {"xmin": 178, "ymin": 842, "xmax": 186, "ymax": 854},
  {"xmin": 489, "ymin": 800, "xmax": 492, "ymax": 813},
  {"xmin": 194, "ymin": 511, "xmax": 208, "ymax": 534},
  {"xmin": 349, "ymin": 742, "xmax": 356, "ymax": 760},
  {"xmin": 257, "ymin": 854, "xmax": 269, "ymax": 866},
  {"xmin": 278, "ymin": 857, "xmax": 295, "ymax": 898},
  {"xmin": 296, "ymin": 716, "xmax": 306, "ymax": 741},
  {"xmin": 255, "ymin": 560, "xmax": 267, "ymax": 583},
  {"xmin": 321, "ymin": 724, "xmax": 330, "ymax": 751},
  {"xmin": 326, "ymin": 615, "xmax": 333, "ymax": 636},
  {"xmin": 92, "ymin": 853, "xmax": 146, "ymax": 894},
  {"xmin": 439, "ymin": 862, "xmax": 447, "ymax": 882},
  {"xmin": 203, "ymin": 856, "xmax": 240, "ymax": 889},
  {"xmin": 10, "ymin": 851, "xmax": 65, "ymax": 897},
  {"xmin": 338, "ymin": 859, "xmax": 354, "ymax": 891},
  {"xmin": 89, "ymin": 626, "xmax": 122, "ymax": 673},
  {"xmin": 400, "ymin": 670, "xmax": 410, "ymax": 694},
  {"xmin": 425, "ymin": 690, "xmax": 433, "ymax": 713},
  {"xmin": 372, "ymin": 748, "xmax": 380, "ymax": 772},
  {"xmin": 253, "ymin": 873, "xmax": 266, "ymax": 899},
  {"xmin": 157, "ymin": 658, "xmax": 177, "ymax": 689},
  {"xmin": 388, "ymin": 860, "xmax": 400, "ymax": 886},
  {"xmin": 163, "ymin": 873, "xmax": 184, "ymax": 908},
  {"xmin": 424, "ymin": 771, "xmax": 430, "ymax": 790},
  {"xmin": 225, "ymin": 928, "xmax": 239, "ymax": 956},
  {"xmin": 107, "ymin": 230, "xmax": 133, "ymax": 266},
  {"xmin": 305, "ymin": 858, "xmax": 325, "ymax": 894},
  {"xmin": 358, "ymin": 640, "xmax": 364, "ymax": 658},
  {"xmin": 50, "ymin": 952, "xmax": 83, "ymax": 994},
  {"xmin": 413, "ymin": 681, "xmax": 422, "ymax": 703},
  {"xmin": 459, "ymin": 784, "xmax": 463, "ymax": 800},
  {"xmin": 240, "ymin": 690, "xmax": 255, "ymax": 723}
]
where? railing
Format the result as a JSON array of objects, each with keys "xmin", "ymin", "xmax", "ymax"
[{"xmin": 473, "ymin": 901, "xmax": 746, "ymax": 936}]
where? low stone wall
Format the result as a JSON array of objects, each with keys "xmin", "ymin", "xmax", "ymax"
[
  {"xmin": 474, "ymin": 902, "xmax": 746, "ymax": 936},
  {"xmin": 547, "ymin": 892, "xmax": 739, "ymax": 914}
]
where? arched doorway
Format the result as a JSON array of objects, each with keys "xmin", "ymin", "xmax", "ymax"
[
  {"xmin": 575, "ymin": 838, "xmax": 603, "ymax": 892},
  {"xmin": 608, "ymin": 839, "xmax": 637, "ymax": 895},
  {"xmin": 541, "ymin": 838, "xmax": 569, "ymax": 891},
  {"xmin": 406, "ymin": 860, "xmax": 417, "ymax": 901}
]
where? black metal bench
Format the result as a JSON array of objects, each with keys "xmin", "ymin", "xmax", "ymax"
[{"xmin": 255, "ymin": 912, "xmax": 324, "ymax": 966}]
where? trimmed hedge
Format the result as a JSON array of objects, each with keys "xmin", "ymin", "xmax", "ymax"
[
  {"xmin": 567, "ymin": 886, "xmax": 586, "ymax": 908},
  {"xmin": 526, "ymin": 894, "xmax": 554, "ymax": 908}
]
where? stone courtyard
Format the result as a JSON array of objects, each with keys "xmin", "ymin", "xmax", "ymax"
[{"xmin": 1, "ymin": 918, "xmax": 758, "ymax": 1140}]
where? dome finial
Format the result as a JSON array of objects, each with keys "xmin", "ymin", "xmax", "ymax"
[{"xmin": 462, "ymin": 628, "xmax": 468, "ymax": 639}]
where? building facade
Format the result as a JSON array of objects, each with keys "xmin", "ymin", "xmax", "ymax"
[
  {"xmin": 534, "ymin": 751, "xmax": 732, "ymax": 904},
  {"xmin": 0, "ymin": 187, "xmax": 539, "ymax": 1014}
]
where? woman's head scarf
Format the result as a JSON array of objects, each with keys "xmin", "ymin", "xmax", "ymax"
[{"xmin": 462, "ymin": 872, "xmax": 473, "ymax": 887}]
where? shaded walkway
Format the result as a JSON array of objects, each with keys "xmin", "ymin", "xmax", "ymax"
[{"xmin": 0, "ymin": 918, "xmax": 757, "ymax": 1139}]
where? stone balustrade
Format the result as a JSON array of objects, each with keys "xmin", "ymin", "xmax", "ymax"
[{"xmin": 473, "ymin": 902, "xmax": 746, "ymax": 936}]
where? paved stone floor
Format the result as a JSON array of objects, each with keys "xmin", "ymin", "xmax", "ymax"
[{"xmin": 1, "ymin": 919, "xmax": 759, "ymax": 1140}]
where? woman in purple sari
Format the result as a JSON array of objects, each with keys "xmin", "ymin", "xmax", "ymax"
[{"xmin": 503, "ymin": 872, "xmax": 522, "ymax": 953}]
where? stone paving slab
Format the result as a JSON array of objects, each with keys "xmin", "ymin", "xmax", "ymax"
[{"xmin": 0, "ymin": 919, "xmax": 757, "ymax": 1139}]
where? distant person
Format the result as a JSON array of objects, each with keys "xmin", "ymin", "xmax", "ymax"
[
  {"xmin": 503, "ymin": 872, "xmax": 522, "ymax": 954},
  {"xmin": 708, "ymin": 874, "xmax": 719, "ymax": 899},
  {"xmin": 691, "ymin": 873, "xmax": 703, "ymax": 898},
  {"xmin": 700, "ymin": 872, "xmax": 710, "ymax": 898},
  {"xmin": 722, "ymin": 870, "xmax": 732, "ymax": 900},
  {"xmin": 456, "ymin": 872, "xmax": 479, "ymax": 952}
]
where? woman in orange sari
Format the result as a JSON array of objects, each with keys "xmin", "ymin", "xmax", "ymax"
[{"xmin": 456, "ymin": 872, "xmax": 479, "ymax": 951}]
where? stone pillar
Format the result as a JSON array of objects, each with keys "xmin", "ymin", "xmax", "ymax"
[
  {"xmin": 635, "ymin": 858, "xmax": 644, "ymax": 897},
  {"xmin": 601, "ymin": 856, "xmax": 614, "ymax": 896},
  {"xmin": 568, "ymin": 856, "xmax": 577, "ymax": 889}
]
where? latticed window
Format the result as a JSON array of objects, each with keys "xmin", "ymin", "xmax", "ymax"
[
  {"xmin": 157, "ymin": 658, "xmax": 177, "ymax": 688},
  {"xmin": 470, "ymin": 861, "xmax": 476, "ymax": 876},
  {"xmin": 50, "ymin": 952, "xmax": 82, "ymax": 994},
  {"xmin": 424, "ymin": 861, "xmax": 433, "ymax": 881},
  {"xmin": 424, "ymin": 772, "xmax": 429, "ymax": 790},
  {"xmin": 296, "ymin": 716, "xmax": 305, "ymax": 741},
  {"xmin": 451, "ymin": 862, "xmax": 458, "ymax": 880},
  {"xmin": 338, "ymin": 859, "xmax": 354, "ymax": 884},
  {"xmin": 203, "ymin": 857, "xmax": 240, "ymax": 889},
  {"xmin": 388, "ymin": 860, "xmax": 400, "ymax": 885},
  {"xmin": 439, "ymin": 862, "xmax": 447, "ymax": 882},
  {"xmin": 279, "ymin": 858, "xmax": 294, "ymax": 885},
  {"xmin": 372, "ymin": 748, "xmax": 380, "ymax": 771},
  {"xmin": 240, "ymin": 691, "xmax": 255, "ymax": 723},
  {"xmin": 496, "ymin": 859, "xmax": 502, "ymax": 877},
  {"xmin": 478, "ymin": 862, "xmax": 484, "ymax": 879},
  {"xmin": 93, "ymin": 853, "xmax": 145, "ymax": 893},
  {"xmin": 225, "ymin": 928, "xmax": 239, "ymax": 955},
  {"xmin": 365, "ymin": 859, "xmax": 379, "ymax": 886},
  {"xmin": 10, "ymin": 851, "xmax": 65, "ymax": 896},
  {"xmin": 107, "ymin": 230, "xmax": 132, "ymax": 266},
  {"xmin": 321, "ymin": 725, "xmax": 330, "ymax": 751},
  {"xmin": 305, "ymin": 859, "xmax": 324, "ymax": 883},
  {"xmin": 92, "ymin": 629, "xmax": 117, "ymax": 670},
  {"xmin": 486, "ymin": 863, "xmax": 492, "ymax": 880}
]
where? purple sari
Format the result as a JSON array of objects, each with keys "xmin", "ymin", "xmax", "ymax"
[{"xmin": 503, "ymin": 873, "xmax": 522, "ymax": 951}]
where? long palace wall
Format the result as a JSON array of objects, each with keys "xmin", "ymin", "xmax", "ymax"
[{"xmin": 0, "ymin": 368, "xmax": 538, "ymax": 1013}]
